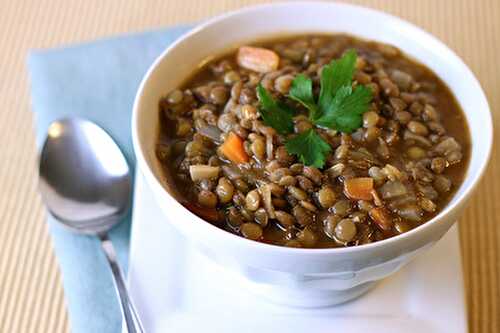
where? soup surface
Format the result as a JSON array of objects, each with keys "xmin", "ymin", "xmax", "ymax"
[{"xmin": 156, "ymin": 34, "xmax": 470, "ymax": 248}]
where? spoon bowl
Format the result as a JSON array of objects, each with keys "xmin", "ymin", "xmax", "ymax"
[{"xmin": 39, "ymin": 118, "xmax": 131, "ymax": 234}]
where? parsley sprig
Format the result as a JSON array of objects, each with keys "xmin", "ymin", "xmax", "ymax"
[
  {"xmin": 285, "ymin": 129, "xmax": 331, "ymax": 168},
  {"xmin": 256, "ymin": 49, "xmax": 372, "ymax": 168},
  {"xmin": 256, "ymin": 85, "xmax": 295, "ymax": 135}
]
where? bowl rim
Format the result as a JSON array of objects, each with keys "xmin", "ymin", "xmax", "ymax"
[{"xmin": 132, "ymin": 1, "xmax": 493, "ymax": 255}]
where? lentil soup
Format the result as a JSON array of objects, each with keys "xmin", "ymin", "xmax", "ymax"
[{"xmin": 156, "ymin": 34, "xmax": 470, "ymax": 248}]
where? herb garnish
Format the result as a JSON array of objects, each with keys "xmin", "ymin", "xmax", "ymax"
[
  {"xmin": 256, "ymin": 85, "xmax": 294, "ymax": 135},
  {"xmin": 256, "ymin": 49, "xmax": 372, "ymax": 168},
  {"xmin": 314, "ymin": 84, "xmax": 373, "ymax": 132},
  {"xmin": 285, "ymin": 129, "xmax": 332, "ymax": 168}
]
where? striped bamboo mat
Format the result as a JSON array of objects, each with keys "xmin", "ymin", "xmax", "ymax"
[{"xmin": 0, "ymin": 0, "xmax": 498, "ymax": 332}]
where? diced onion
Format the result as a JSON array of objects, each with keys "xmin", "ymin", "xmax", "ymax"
[
  {"xmin": 198, "ymin": 125, "xmax": 222, "ymax": 143},
  {"xmin": 189, "ymin": 165, "xmax": 220, "ymax": 181}
]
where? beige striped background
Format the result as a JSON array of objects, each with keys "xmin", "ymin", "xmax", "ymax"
[{"xmin": 0, "ymin": 0, "xmax": 498, "ymax": 332}]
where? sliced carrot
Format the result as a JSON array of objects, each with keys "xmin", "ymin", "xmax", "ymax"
[
  {"xmin": 369, "ymin": 207, "xmax": 393, "ymax": 231},
  {"xmin": 220, "ymin": 132, "xmax": 249, "ymax": 164},
  {"xmin": 237, "ymin": 46, "xmax": 280, "ymax": 73},
  {"xmin": 183, "ymin": 202, "xmax": 221, "ymax": 223},
  {"xmin": 343, "ymin": 177, "xmax": 374, "ymax": 200}
]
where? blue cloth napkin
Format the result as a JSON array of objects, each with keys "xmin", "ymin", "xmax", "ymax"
[{"xmin": 28, "ymin": 25, "xmax": 190, "ymax": 333}]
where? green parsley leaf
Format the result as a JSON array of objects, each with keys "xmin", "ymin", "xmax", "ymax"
[
  {"xmin": 285, "ymin": 129, "xmax": 332, "ymax": 168},
  {"xmin": 256, "ymin": 84, "xmax": 294, "ymax": 135},
  {"xmin": 254, "ymin": 49, "xmax": 372, "ymax": 168},
  {"xmin": 289, "ymin": 74, "xmax": 318, "ymax": 119},
  {"xmin": 315, "ymin": 85, "xmax": 372, "ymax": 133},
  {"xmin": 317, "ymin": 49, "xmax": 357, "ymax": 119}
]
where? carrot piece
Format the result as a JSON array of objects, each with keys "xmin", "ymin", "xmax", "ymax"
[
  {"xmin": 343, "ymin": 177, "xmax": 374, "ymax": 200},
  {"xmin": 369, "ymin": 207, "xmax": 393, "ymax": 231},
  {"xmin": 220, "ymin": 132, "xmax": 249, "ymax": 164},
  {"xmin": 237, "ymin": 46, "xmax": 280, "ymax": 73},
  {"xmin": 183, "ymin": 202, "xmax": 221, "ymax": 223}
]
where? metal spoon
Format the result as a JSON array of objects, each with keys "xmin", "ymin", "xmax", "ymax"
[{"xmin": 38, "ymin": 118, "xmax": 143, "ymax": 333}]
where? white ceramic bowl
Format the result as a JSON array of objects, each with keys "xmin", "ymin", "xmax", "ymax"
[{"xmin": 132, "ymin": 2, "xmax": 492, "ymax": 307}]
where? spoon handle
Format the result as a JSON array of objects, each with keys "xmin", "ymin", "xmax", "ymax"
[{"xmin": 99, "ymin": 233, "xmax": 144, "ymax": 333}]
